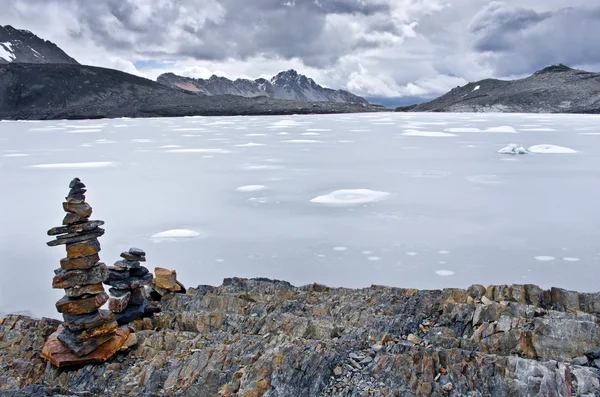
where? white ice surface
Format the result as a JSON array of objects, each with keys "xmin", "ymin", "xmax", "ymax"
[
  {"xmin": 165, "ymin": 148, "xmax": 233, "ymax": 154},
  {"xmin": 485, "ymin": 126, "xmax": 518, "ymax": 133},
  {"xmin": 151, "ymin": 229, "xmax": 202, "ymax": 239},
  {"xmin": 29, "ymin": 161, "xmax": 117, "ymax": 169},
  {"xmin": 310, "ymin": 189, "xmax": 390, "ymax": 205},
  {"xmin": 498, "ymin": 144, "xmax": 528, "ymax": 154},
  {"xmin": 528, "ymin": 144, "xmax": 577, "ymax": 154},
  {"xmin": 236, "ymin": 185, "xmax": 266, "ymax": 192},
  {"xmin": 402, "ymin": 130, "xmax": 457, "ymax": 137}
]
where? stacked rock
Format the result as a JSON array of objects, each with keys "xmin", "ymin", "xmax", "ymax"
[
  {"xmin": 106, "ymin": 248, "xmax": 153, "ymax": 325},
  {"xmin": 151, "ymin": 267, "xmax": 186, "ymax": 300},
  {"xmin": 46, "ymin": 178, "xmax": 118, "ymax": 357}
]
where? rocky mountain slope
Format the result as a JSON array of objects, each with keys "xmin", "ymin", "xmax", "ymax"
[
  {"xmin": 157, "ymin": 69, "xmax": 367, "ymax": 104},
  {"xmin": 0, "ymin": 25, "xmax": 78, "ymax": 65},
  {"xmin": 407, "ymin": 64, "xmax": 600, "ymax": 114},
  {"xmin": 1, "ymin": 278, "xmax": 600, "ymax": 396},
  {"xmin": 0, "ymin": 63, "xmax": 381, "ymax": 120}
]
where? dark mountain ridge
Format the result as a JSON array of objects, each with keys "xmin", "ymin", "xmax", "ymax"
[
  {"xmin": 0, "ymin": 25, "xmax": 78, "ymax": 65},
  {"xmin": 0, "ymin": 63, "xmax": 382, "ymax": 120},
  {"xmin": 405, "ymin": 64, "xmax": 600, "ymax": 114}
]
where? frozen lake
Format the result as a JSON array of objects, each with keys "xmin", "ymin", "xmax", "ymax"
[{"xmin": 1, "ymin": 112, "xmax": 600, "ymax": 318}]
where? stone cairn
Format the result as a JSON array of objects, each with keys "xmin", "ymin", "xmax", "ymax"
[
  {"xmin": 44, "ymin": 178, "xmax": 127, "ymax": 366},
  {"xmin": 106, "ymin": 248, "xmax": 154, "ymax": 325}
]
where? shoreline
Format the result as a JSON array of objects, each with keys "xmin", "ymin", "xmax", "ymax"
[{"xmin": 2, "ymin": 277, "xmax": 599, "ymax": 396}]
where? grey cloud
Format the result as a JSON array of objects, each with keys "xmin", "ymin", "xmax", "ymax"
[{"xmin": 469, "ymin": 2, "xmax": 600, "ymax": 75}]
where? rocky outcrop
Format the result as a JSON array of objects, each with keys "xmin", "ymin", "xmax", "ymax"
[
  {"xmin": 2, "ymin": 279, "xmax": 600, "ymax": 396},
  {"xmin": 0, "ymin": 25, "xmax": 78, "ymax": 65},
  {"xmin": 406, "ymin": 64, "xmax": 600, "ymax": 114},
  {"xmin": 157, "ymin": 70, "xmax": 368, "ymax": 104},
  {"xmin": 0, "ymin": 64, "xmax": 382, "ymax": 120}
]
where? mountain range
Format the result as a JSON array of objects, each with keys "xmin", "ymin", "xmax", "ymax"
[
  {"xmin": 157, "ymin": 70, "xmax": 367, "ymax": 104},
  {"xmin": 1, "ymin": 24, "xmax": 599, "ymax": 119},
  {"xmin": 405, "ymin": 64, "xmax": 600, "ymax": 114}
]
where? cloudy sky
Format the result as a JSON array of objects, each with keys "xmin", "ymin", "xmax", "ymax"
[{"xmin": 3, "ymin": 0, "xmax": 600, "ymax": 99}]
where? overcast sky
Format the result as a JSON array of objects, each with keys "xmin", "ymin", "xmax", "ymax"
[{"xmin": 3, "ymin": 0, "xmax": 600, "ymax": 98}]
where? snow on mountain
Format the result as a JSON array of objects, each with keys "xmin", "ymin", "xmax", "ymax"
[
  {"xmin": 0, "ymin": 25, "xmax": 78, "ymax": 65},
  {"xmin": 157, "ymin": 69, "xmax": 367, "ymax": 104}
]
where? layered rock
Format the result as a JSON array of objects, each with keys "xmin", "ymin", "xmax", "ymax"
[
  {"xmin": 43, "ymin": 178, "xmax": 125, "ymax": 366},
  {"xmin": 151, "ymin": 267, "xmax": 186, "ymax": 299},
  {"xmin": 106, "ymin": 248, "xmax": 154, "ymax": 325},
  {"xmin": 2, "ymin": 278, "xmax": 600, "ymax": 395}
]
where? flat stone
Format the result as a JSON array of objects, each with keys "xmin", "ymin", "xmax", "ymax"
[
  {"xmin": 47, "ymin": 228, "xmax": 105, "ymax": 246},
  {"xmin": 407, "ymin": 334, "xmax": 421, "ymax": 345},
  {"xmin": 63, "ymin": 213, "xmax": 88, "ymax": 225},
  {"xmin": 62, "ymin": 201, "xmax": 93, "ymax": 218},
  {"xmin": 60, "ymin": 254, "xmax": 100, "ymax": 270},
  {"xmin": 63, "ymin": 310, "xmax": 115, "ymax": 332},
  {"xmin": 48, "ymin": 220, "xmax": 105, "ymax": 236},
  {"xmin": 153, "ymin": 267, "xmax": 178, "ymax": 290},
  {"xmin": 76, "ymin": 320, "xmax": 118, "ymax": 340},
  {"xmin": 129, "ymin": 267, "xmax": 149, "ymax": 277},
  {"xmin": 68, "ymin": 187, "xmax": 87, "ymax": 195},
  {"xmin": 119, "ymin": 333, "xmax": 137, "ymax": 351},
  {"xmin": 57, "ymin": 327, "xmax": 114, "ymax": 357},
  {"xmin": 55, "ymin": 292, "xmax": 109, "ymax": 315},
  {"xmin": 120, "ymin": 252, "xmax": 146, "ymax": 262},
  {"xmin": 64, "ymin": 283, "xmax": 105, "ymax": 298},
  {"xmin": 585, "ymin": 346, "xmax": 600, "ymax": 360},
  {"xmin": 114, "ymin": 301, "xmax": 148, "ymax": 325},
  {"xmin": 52, "ymin": 263, "xmax": 107, "ymax": 289},
  {"xmin": 105, "ymin": 273, "xmax": 153, "ymax": 290},
  {"xmin": 66, "ymin": 192, "xmax": 86, "ymax": 202},
  {"xmin": 66, "ymin": 239, "xmax": 101, "ymax": 258},
  {"xmin": 43, "ymin": 326, "xmax": 129, "ymax": 367},
  {"xmin": 107, "ymin": 268, "xmax": 130, "ymax": 280},
  {"xmin": 572, "ymin": 356, "xmax": 589, "ymax": 366},
  {"xmin": 129, "ymin": 247, "xmax": 146, "ymax": 257},
  {"xmin": 109, "ymin": 292, "xmax": 130, "ymax": 313},
  {"xmin": 69, "ymin": 178, "xmax": 85, "ymax": 189}
]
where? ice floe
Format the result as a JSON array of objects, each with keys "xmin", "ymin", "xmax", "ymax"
[
  {"xmin": 236, "ymin": 185, "xmax": 266, "ymax": 192},
  {"xmin": 333, "ymin": 247, "xmax": 347, "ymax": 251},
  {"xmin": 30, "ymin": 161, "xmax": 117, "ymax": 169},
  {"xmin": 2, "ymin": 153, "xmax": 29, "ymax": 157},
  {"xmin": 563, "ymin": 257, "xmax": 581, "ymax": 262},
  {"xmin": 485, "ymin": 126, "xmax": 518, "ymax": 133},
  {"xmin": 165, "ymin": 148, "xmax": 233, "ymax": 154},
  {"xmin": 402, "ymin": 130, "xmax": 457, "ymax": 137},
  {"xmin": 528, "ymin": 144, "xmax": 577, "ymax": 154},
  {"xmin": 283, "ymin": 140, "xmax": 324, "ymax": 143},
  {"xmin": 444, "ymin": 128, "xmax": 482, "ymax": 133},
  {"xmin": 310, "ymin": 189, "xmax": 390, "ymax": 205},
  {"xmin": 535, "ymin": 256, "xmax": 555, "ymax": 261},
  {"xmin": 151, "ymin": 229, "xmax": 202, "ymax": 241},
  {"xmin": 435, "ymin": 270, "xmax": 455, "ymax": 276},
  {"xmin": 235, "ymin": 142, "xmax": 266, "ymax": 147},
  {"xmin": 498, "ymin": 144, "xmax": 528, "ymax": 154}
]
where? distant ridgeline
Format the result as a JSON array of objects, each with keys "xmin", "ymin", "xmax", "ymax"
[{"xmin": 400, "ymin": 64, "xmax": 600, "ymax": 114}]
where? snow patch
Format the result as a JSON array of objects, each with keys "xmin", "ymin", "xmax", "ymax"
[
  {"xmin": 436, "ymin": 270, "xmax": 455, "ymax": 276},
  {"xmin": 30, "ymin": 161, "xmax": 117, "ymax": 169},
  {"xmin": 333, "ymin": 246, "xmax": 347, "ymax": 251},
  {"xmin": 485, "ymin": 126, "xmax": 518, "ymax": 133},
  {"xmin": 236, "ymin": 185, "xmax": 266, "ymax": 192},
  {"xmin": 528, "ymin": 144, "xmax": 577, "ymax": 154},
  {"xmin": 402, "ymin": 130, "xmax": 457, "ymax": 137},
  {"xmin": 563, "ymin": 257, "xmax": 581, "ymax": 262},
  {"xmin": 472, "ymin": 85, "xmax": 480, "ymax": 91},
  {"xmin": 2, "ymin": 153, "xmax": 29, "ymax": 157},
  {"xmin": 310, "ymin": 189, "xmax": 390, "ymax": 205},
  {"xmin": 283, "ymin": 140, "xmax": 324, "ymax": 143},
  {"xmin": 165, "ymin": 148, "xmax": 233, "ymax": 154},
  {"xmin": 535, "ymin": 256, "xmax": 555, "ymax": 261},
  {"xmin": 0, "ymin": 42, "xmax": 15, "ymax": 62},
  {"xmin": 235, "ymin": 142, "xmax": 266, "ymax": 147},
  {"xmin": 444, "ymin": 128, "xmax": 482, "ymax": 133},
  {"xmin": 151, "ymin": 229, "xmax": 203, "ymax": 241},
  {"xmin": 498, "ymin": 144, "xmax": 528, "ymax": 154},
  {"xmin": 159, "ymin": 145, "xmax": 182, "ymax": 149}
]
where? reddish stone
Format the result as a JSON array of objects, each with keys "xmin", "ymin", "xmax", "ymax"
[
  {"xmin": 62, "ymin": 201, "xmax": 93, "ymax": 218},
  {"xmin": 60, "ymin": 254, "xmax": 100, "ymax": 270},
  {"xmin": 42, "ymin": 326, "xmax": 129, "ymax": 367},
  {"xmin": 66, "ymin": 239, "xmax": 101, "ymax": 258},
  {"xmin": 108, "ymin": 292, "xmax": 130, "ymax": 313},
  {"xmin": 55, "ymin": 292, "xmax": 109, "ymax": 315}
]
